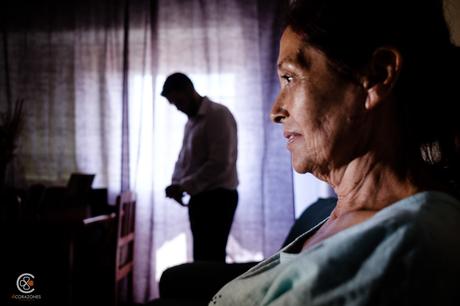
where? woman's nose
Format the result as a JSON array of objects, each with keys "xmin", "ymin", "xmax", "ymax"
[{"xmin": 270, "ymin": 95, "xmax": 288, "ymax": 123}]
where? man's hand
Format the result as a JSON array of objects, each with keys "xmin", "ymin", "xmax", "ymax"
[{"xmin": 165, "ymin": 184, "xmax": 186, "ymax": 206}]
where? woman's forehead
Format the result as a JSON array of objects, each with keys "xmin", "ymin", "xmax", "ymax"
[{"xmin": 278, "ymin": 28, "xmax": 325, "ymax": 70}]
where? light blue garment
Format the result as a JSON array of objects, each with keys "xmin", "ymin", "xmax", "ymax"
[{"xmin": 210, "ymin": 191, "xmax": 460, "ymax": 306}]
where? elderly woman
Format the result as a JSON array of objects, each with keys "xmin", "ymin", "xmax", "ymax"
[{"xmin": 211, "ymin": 0, "xmax": 460, "ymax": 305}]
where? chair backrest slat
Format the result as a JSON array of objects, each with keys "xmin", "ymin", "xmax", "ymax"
[{"xmin": 114, "ymin": 191, "xmax": 136, "ymax": 306}]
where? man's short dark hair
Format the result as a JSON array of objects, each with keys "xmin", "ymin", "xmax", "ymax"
[{"xmin": 161, "ymin": 72, "xmax": 195, "ymax": 97}]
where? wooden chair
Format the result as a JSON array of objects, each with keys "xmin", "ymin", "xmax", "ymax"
[
  {"xmin": 75, "ymin": 213, "xmax": 117, "ymax": 306},
  {"xmin": 114, "ymin": 191, "xmax": 136, "ymax": 306}
]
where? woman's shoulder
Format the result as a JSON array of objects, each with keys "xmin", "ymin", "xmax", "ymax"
[
  {"xmin": 210, "ymin": 191, "xmax": 460, "ymax": 306},
  {"xmin": 272, "ymin": 191, "xmax": 460, "ymax": 303},
  {"xmin": 325, "ymin": 191, "xmax": 460, "ymax": 251},
  {"xmin": 372, "ymin": 190, "xmax": 460, "ymax": 242}
]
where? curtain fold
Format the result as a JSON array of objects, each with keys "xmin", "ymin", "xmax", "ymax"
[
  {"xmin": 1, "ymin": 0, "xmax": 293, "ymax": 302},
  {"xmin": 257, "ymin": 0, "xmax": 294, "ymax": 257}
]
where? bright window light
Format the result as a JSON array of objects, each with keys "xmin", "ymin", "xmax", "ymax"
[{"xmin": 155, "ymin": 233, "xmax": 188, "ymax": 280}]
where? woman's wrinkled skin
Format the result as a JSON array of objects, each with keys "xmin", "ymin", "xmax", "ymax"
[{"xmin": 271, "ymin": 27, "xmax": 423, "ymax": 250}]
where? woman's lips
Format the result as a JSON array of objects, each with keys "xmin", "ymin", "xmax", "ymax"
[{"xmin": 284, "ymin": 131, "xmax": 302, "ymax": 144}]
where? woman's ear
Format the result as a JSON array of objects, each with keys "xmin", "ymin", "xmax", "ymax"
[{"xmin": 362, "ymin": 47, "xmax": 402, "ymax": 110}]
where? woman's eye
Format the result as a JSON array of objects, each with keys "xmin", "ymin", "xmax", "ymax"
[{"xmin": 281, "ymin": 75, "xmax": 293, "ymax": 84}]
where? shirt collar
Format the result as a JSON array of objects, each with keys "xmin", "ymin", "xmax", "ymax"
[{"xmin": 195, "ymin": 96, "xmax": 210, "ymax": 118}]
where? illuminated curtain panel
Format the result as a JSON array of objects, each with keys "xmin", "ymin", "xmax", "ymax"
[
  {"xmin": 123, "ymin": 1, "xmax": 157, "ymax": 302},
  {"xmin": 73, "ymin": 4, "xmax": 125, "ymax": 202},
  {"xmin": 2, "ymin": 25, "xmax": 79, "ymax": 186},
  {"xmin": 1, "ymin": 1, "xmax": 126, "ymax": 199}
]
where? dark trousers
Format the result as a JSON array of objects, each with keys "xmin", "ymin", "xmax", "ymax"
[{"xmin": 188, "ymin": 188, "xmax": 238, "ymax": 262}]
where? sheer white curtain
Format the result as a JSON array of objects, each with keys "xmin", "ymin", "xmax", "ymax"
[{"xmin": 1, "ymin": 1, "xmax": 129, "ymax": 202}]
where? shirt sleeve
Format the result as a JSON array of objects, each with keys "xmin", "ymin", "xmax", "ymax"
[
  {"xmin": 171, "ymin": 160, "xmax": 182, "ymax": 185},
  {"xmin": 179, "ymin": 107, "xmax": 237, "ymax": 195},
  {"xmin": 171, "ymin": 126, "xmax": 188, "ymax": 185}
]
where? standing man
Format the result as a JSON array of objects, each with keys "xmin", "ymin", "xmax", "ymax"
[{"xmin": 162, "ymin": 72, "xmax": 238, "ymax": 262}]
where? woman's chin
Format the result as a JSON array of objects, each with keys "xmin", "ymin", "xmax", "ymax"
[{"xmin": 291, "ymin": 158, "xmax": 310, "ymax": 174}]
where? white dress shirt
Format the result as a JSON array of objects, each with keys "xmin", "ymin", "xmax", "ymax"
[{"xmin": 172, "ymin": 97, "xmax": 238, "ymax": 196}]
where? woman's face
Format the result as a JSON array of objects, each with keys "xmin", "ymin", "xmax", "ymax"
[{"xmin": 272, "ymin": 27, "xmax": 368, "ymax": 175}]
